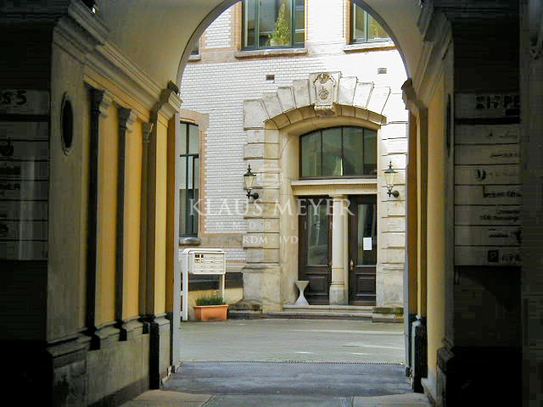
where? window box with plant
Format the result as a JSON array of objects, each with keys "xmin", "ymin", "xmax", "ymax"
[{"xmin": 193, "ymin": 295, "xmax": 229, "ymax": 321}]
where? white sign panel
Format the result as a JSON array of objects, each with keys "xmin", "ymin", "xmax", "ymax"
[
  {"xmin": 455, "ymin": 185, "xmax": 521, "ymax": 205},
  {"xmin": 455, "ymin": 165, "xmax": 520, "ymax": 185},
  {"xmin": 455, "ymin": 247, "xmax": 521, "ymax": 267},
  {"xmin": 455, "ymin": 225, "xmax": 521, "ymax": 247},
  {"xmin": 0, "ymin": 90, "xmax": 50, "ymax": 115},
  {"xmin": 0, "ymin": 119, "xmax": 49, "ymax": 260},
  {"xmin": 455, "ymin": 206, "xmax": 521, "ymax": 226},
  {"xmin": 455, "ymin": 124, "xmax": 519, "ymax": 145},
  {"xmin": 363, "ymin": 237, "xmax": 372, "ymax": 251},
  {"xmin": 455, "ymin": 93, "xmax": 520, "ymax": 119},
  {"xmin": 455, "ymin": 144, "xmax": 519, "ymax": 165},
  {"xmin": 454, "ymin": 96, "xmax": 521, "ymax": 267}
]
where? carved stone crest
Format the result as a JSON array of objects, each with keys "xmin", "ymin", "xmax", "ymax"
[{"xmin": 313, "ymin": 73, "xmax": 337, "ymax": 115}]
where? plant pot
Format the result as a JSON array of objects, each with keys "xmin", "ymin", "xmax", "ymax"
[{"xmin": 193, "ymin": 304, "xmax": 229, "ymax": 321}]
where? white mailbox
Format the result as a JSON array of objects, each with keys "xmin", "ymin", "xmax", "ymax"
[
  {"xmin": 180, "ymin": 248, "xmax": 226, "ymax": 321},
  {"xmin": 188, "ymin": 251, "xmax": 226, "ymax": 275}
]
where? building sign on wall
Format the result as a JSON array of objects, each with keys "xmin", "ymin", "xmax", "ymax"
[
  {"xmin": 0, "ymin": 90, "xmax": 49, "ymax": 260},
  {"xmin": 456, "ymin": 93, "xmax": 520, "ymax": 119},
  {"xmin": 454, "ymin": 93, "xmax": 521, "ymax": 267}
]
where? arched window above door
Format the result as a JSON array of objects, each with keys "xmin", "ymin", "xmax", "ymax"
[{"xmin": 300, "ymin": 126, "xmax": 377, "ymax": 178}]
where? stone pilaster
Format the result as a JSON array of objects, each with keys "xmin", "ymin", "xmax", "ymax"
[
  {"xmin": 85, "ymin": 86, "xmax": 112, "ymax": 348},
  {"xmin": 329, "ymin": 194, "xmax": 349, "ymax": 305},
  {"xmin": 115, "ymin": 106, "xmax": 137, "ymax": 340}
]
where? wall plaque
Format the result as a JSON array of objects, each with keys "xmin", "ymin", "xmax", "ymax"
[
  {"xmin": 0, "ymin": 89, "xmax": 49, "ymax": 115},
  {"xmin": 455, "ymin": 206, "xmax": 520, "ymax": 226},
  {"xmin": 0, "ymin": 92, "xmax": 50, "ymax": 261},
  {"xmin": 455, "ymin": 93, "xmax": 520, "ymax": 119},
  {"xmin": 454, "ymin": 95, "xmax": 521, "ymax": 267}
]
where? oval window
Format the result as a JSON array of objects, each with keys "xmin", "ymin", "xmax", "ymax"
[{"xmin": 61, "ymin": 97, "xmax": 74, "ymax": 154}]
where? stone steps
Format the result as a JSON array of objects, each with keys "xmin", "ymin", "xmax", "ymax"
[{"xmin": 228, "ymin": 303, "xmax": 403, "ymax": 322}]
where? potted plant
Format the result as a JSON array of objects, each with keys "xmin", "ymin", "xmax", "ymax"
[{"xmin": 193, "ymin": 295, "xmax": 228, "ymax": 321}]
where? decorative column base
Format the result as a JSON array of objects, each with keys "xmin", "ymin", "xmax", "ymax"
[{"xmin": 329, "ymin": 283, "xmax": 347, "ymax": 305}]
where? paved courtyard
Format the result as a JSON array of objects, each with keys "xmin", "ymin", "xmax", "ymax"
[
  {"xmin": 123, "ymin": 319, "xmax": 431, "ymax": 406},
  {"xmin": 179, "ymin": 318, "xmax": 406, "ymax": 364}
]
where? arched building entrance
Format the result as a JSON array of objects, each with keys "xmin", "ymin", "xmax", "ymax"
[{"xmin": 0, "ymin": 1, "xmax": 539, "ymax": 406}]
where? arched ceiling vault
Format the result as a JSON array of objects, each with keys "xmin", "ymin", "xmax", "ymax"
[{"xmin": 97, "ymin": 0, "xmax": 423, "ymax": 89}]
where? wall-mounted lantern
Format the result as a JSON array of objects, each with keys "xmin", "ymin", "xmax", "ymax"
[
  {"xmin": 244, "ymin": 164, "xmax": 259, "ymax": 200},
  {"xmin": 384, "ymin": 161, "xmax": 399, "ymax": 198}
]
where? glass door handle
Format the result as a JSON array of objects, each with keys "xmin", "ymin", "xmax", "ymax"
[{"xmin": 349, "ymin": 259, "xmax": 354, "ymax": 271}]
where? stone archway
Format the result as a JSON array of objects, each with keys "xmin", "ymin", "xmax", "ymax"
[{"xmin": 240, "ymin": 72, "xmax": 407, "ymax": 312}]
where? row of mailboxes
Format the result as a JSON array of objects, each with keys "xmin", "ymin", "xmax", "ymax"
[{"xmin": 180, "ymin": 248, "xmax": 227, "ymax": 321}]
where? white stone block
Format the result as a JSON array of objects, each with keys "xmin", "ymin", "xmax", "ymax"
[
  {"xmin": 385, "ymin": 200, "xmax": 406, "ymax": 216},
  {"xmin": 277, "ymin": 87, "xmax": 295, "ymax": 112},
  {"xmin": 262, "ymin": 92, "xmax": 283, "ymax": 118},
  {"xmin": 383, "ymin": 216, "xmax": 406, "ymax": 233},
  {"xmin": 382, "ymin": 232, "xmax": 406, "ymax": 248},
  {"xmin": 353, "ymin": 82, "xmax": 374, "ymax": 109},
  {"xmin": 293, "ymin": 79, "xmax": 310, "ymax": 108},
  {"xmin": 247, "ymin": 129, "xmax": 265, "ymax": 143},
  {"xmin": 380, "ymin": 123, "xmax": 408, "ymax": 140},
  {"xmin": 380, "ymin": 154, "xmax": 407, "ymax": 170},
  {"xmin": 244, "ymin": 100, "xmax": 268, "ymax": 129},
  {"xmin": 338, "ymin": 76, "xmax": 357, "ymax": 105},
  {"xmin": 381, "ymin": 138, "xmax": 408, "ymax": 155},
  {"xmin": 367, "ymin": 85, "xmax": 391, "ymax": 114},
  {"xmin": 244, "ymin": 143, "xmax": 265, "ymax": 159}
]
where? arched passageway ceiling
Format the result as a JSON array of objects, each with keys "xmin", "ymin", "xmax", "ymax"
[{"xmin": 98, "ymin": 0, "xmax": 423, "ymax": 88}]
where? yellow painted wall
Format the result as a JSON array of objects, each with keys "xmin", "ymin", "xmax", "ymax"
[
  {"xmin": 96, "ymin": 103, "xmax": 119, "ymax": 326},
  {"xmin": 166, "ymin": 116, "xmax": 177, "ymax": 313},
  {"xmin": 425, "ymin": 76, "xmax": 446, "ymax": 373},
  {"xmin": 153, "ymin": 117, "xmax": 168, "ymax": 315},
  {"xmin": 122, "ymin": 120, "xmax": 143, "ymax": 320},
  {"xmin": 417, "ymin": 114, "xmax": 428, "ymax": 316}
]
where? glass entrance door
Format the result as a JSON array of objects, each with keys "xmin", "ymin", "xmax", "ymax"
[
  {"xmin": 348, "ymin": 195, "xmax": 377, "ymax": 305},
  {"xmin": 298, "ymin": 197, "xmax": 331, "ymax": 304}
]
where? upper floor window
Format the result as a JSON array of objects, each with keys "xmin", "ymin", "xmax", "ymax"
[
  {"xmin": 190, "ymin": 40, "xmax": 200, "ymax": 56},
  {"xmin": 300, "ymin": 127, "xmax": 377, "ymax": 178},
  {"xmin": 351, "ymin": 2, "xmax": 390, "ymax": 44},
  {"xmin": 179, "ymin": 122, "xmax": 200, "ymax": 237},
  {"xmin": 243, "ymin": 0, "xmax": 305, "ymax": 49}
]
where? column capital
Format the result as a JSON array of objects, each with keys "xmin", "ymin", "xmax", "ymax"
[
  {"xmin": 89, "ymin": 88, "xmax": 113, "ymax": 118},
  {"xmin": 142, "ymin": 122, "xmax": 154, "ymax": 144},
  {"xmin": 329, "ymin": 194, "xmax": 347, "ymax": 200},
  {"xmin": 117, "ymin": 106, "xmax": 137, "ymax": 134}
]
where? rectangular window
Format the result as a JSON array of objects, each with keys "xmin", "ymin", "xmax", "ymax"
[
  {"xmin": 179, "ymin": 122, "xmax": 199, "ymax": 237},
  {"xmin": 243, "ymin": 0, "xmax": 305, "ymax": 50},
  {"xmin": 190, "ymin": 40, "xmax": 200, "ymax": 56},
  {"xmin": 351, "ymin": 2, "xmax": 390, "ymax": 44},
  {"xmin": 300, "ymin": 127, "xmax": 377, "ymax": 178}
]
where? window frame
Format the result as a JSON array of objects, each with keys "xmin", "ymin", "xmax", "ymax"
[
  {"xmin": 350, "ymin": 2, "xmax": 390, "ymax": 45},
  {"xmin": 242, "ymin": 0, "xmax": 305, "ymax": 50},
  {"xmin": 299, "ymin": 126, "xmax": 378, "ymax": 179},
  {"xmin": 179, "ymin": 122, "xmax": 200, "ymax": 238}
]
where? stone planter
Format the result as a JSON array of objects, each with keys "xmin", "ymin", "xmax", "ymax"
[{"xmin": 193, "ymin": 304, "xmax": 229, "ymax": 321}]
